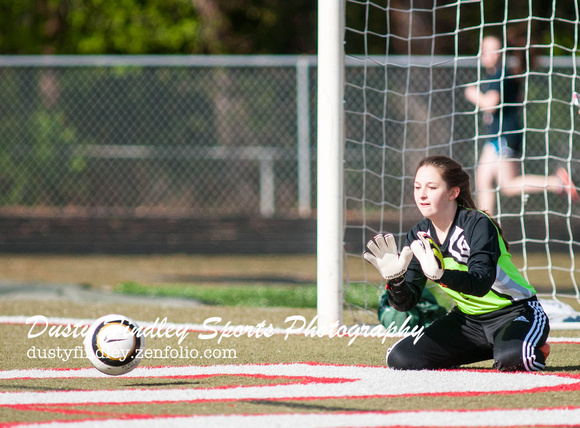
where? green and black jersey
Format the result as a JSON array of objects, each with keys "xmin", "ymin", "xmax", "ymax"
[{"xmin": 388, "ymin": 207, "xmax": 536, "ymax": 316}]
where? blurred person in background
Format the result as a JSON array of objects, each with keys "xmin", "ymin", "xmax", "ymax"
[{"xmin": 465, "ymin": 35, "xmax": 577, "ymax": 216}]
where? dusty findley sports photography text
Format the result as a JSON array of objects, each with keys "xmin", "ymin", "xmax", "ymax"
[{"xmin": 25, "ymin": 314, "xmax": 425, "ymax": 345}]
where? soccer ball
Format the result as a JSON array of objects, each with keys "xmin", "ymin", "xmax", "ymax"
[{"xmin": 84, "ymin": 314, "xmax": 145, "ymax": 376}]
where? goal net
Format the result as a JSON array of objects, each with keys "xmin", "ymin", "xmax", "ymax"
[{"xmin": 333, "ymin": 0, "xmax": 580, "ymax": 328}]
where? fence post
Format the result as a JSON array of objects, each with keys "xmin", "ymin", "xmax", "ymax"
[
  {"xmin": 259, "ymin": 156, "xmax": 275, "ymax": 217},
  {"xmin": 296, "ymin": 56, "xmax": 312, "ymax": 218}
]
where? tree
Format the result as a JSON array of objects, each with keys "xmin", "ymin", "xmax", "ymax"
[
  {"xmin": 0, "ymin": 0, "xmax": 316, "ymax": 55},
  {"xmin": 0, "ymin": 0, "xmax": 201, "ymax": 54}
]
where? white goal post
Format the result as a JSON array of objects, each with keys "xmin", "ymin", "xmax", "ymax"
[
  {"xmin": 317, "ymin": 0, "xmax": 580, "ymax": 329},
  {"xmin": 317, "ymin": 0, "xmax": 345, "ymax": 329}
]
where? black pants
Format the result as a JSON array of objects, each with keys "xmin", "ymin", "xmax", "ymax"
[{"xmin": 387, "ymin": 297, "xmax": 550, "ymax": 371}]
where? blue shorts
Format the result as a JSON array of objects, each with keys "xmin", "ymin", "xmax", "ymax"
[{"xmin": 485, "ymin": 137, "xmax": 520, "ymax": 158}]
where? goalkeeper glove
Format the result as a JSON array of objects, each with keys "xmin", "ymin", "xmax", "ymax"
[
  {"xmin": 363, "ymin": 234, "xmax": 413, "ymax": 281},
  {"xmin": 410, "ymin": 231, "xmax": 445, "ymax": 281}
]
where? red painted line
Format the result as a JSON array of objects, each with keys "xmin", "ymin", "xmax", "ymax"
[
  {"xmin": 4, "ymin": 406, "xmax": 580, "ymax": 427},
  {"xmin": 4, "ymin": 377, "xmax": 579, "ymax": 410}
]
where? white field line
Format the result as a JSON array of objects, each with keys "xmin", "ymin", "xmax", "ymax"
[
  {"xmin": 550, "ymin": 322, "xmax": 580, "ymax": 330},
  {"xmin": 1, "ymin": 364, "xmax": 579, "ymax": 405},
  {"xmin": 1, "ymin": 315, "xmax": 579, "ymax": 342},
  {"xmin": 25, "ymin": 407, "xmax": 580, "ymax": 428}
]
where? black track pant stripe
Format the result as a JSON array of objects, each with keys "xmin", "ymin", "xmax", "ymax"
[{"xmin": 522, "ymin": 300, "xmax": 548, "ymax": 371}]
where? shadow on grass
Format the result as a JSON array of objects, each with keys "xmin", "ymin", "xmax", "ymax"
[{"xmin": 544, "ymin": 365, "xmax": 580, "ymax": 372}]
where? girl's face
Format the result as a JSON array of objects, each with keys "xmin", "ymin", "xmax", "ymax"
[
  {"xmin": 414, "ymin": 165, "xmax": 459, "ymax": 220},
  {"xmin": 481, "ymin": 36, "xmax": 502, "ymax": 70}
]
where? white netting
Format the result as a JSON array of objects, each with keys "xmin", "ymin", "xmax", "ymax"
[{"xmin": 342, "ymin": 0, "xmax": 580, "ymax": 324}]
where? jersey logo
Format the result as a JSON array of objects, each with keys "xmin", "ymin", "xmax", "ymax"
[
  {"xmin": 513, "ymin": 316, "xmax": 529, "ymax": 322},
  {"xmin": 448, "ymin": 227, "xmax": 470, "ymax": 263}
]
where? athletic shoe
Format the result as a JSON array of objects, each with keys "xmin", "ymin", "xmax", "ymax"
[
  {"xmin": 539, "ymin": 342, "xmax": 551, "ymax": 361},
  {"xmin": 556, "ymin": 168, "xmax": 580, "ymax": 203}
]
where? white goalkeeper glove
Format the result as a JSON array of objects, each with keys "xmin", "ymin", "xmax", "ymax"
[
  {"xmin": 410, "ymin": 231, "xmax": 445, "ymax": 281},
  {"xmin": 363, "ymin": 234, "xmax": 413, "ymax": 281}
]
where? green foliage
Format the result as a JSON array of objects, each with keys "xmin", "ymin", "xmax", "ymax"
[
  {"xmin": 0, "ymin": 106, "xmax": 87, "ymax": 206},
  {"xmin": 1, "ymin": 0, "xmax": 575, "ymax": 56},
  {"xmin": 0, "ymin": 1, "xmax": 41, "ymax": 54},
  {"xmin": 0, "ymin": 0, "xmax": 316, "ymax": 55},
  {"xmin": 0, "ymin": 0, "xmax": 200, "ymax": 54},
  {"xmin": 64, "ymin": 0, "xmax": 200, "ymax": 54}
]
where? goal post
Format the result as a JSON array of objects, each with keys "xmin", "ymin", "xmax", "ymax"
[
  {"xmin": 316, "ymin": 0, "xmax": 345, "ymax": 330},
  {"xmin": 318, "ymin": 0, "xmax": 580, "ymax": 328}
]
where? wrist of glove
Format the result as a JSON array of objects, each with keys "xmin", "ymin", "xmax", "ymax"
[
  {"xmin": 387, "ymin": 276, "xmax": 406, "ymax": 289},
  {"xmin": 410, "ymin": 231, "xmax": 445, "ymax": 281},
  {"xmin": 363, "ymin": 233, "xmax": 413, "ymax": 281}
]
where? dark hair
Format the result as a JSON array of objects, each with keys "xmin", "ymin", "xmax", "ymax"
[
  {"xmin": 415, "ymin": 155, "xmax": 509, "ymax": 249},
  {"xmin": 415, "ymin": 155, "xmax": 476, "ymax": 209}
]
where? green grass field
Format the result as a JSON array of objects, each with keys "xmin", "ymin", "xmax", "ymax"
[{"xmin": 1, "ymin": 254, "xmax": 580, "ymax": 426}]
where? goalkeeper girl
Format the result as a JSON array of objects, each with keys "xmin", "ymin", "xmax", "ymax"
[{"xmin": 364, "ymin": 155, "xmax": 550, "ymax": 371}]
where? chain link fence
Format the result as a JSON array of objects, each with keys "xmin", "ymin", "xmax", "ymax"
[
  {"xmin": 0, "ymin": 56, "xmax": 317, "ymax": 220},
  {"xmin": 0, "ymin": 55, "xmax": 576, "ymax": 252}
]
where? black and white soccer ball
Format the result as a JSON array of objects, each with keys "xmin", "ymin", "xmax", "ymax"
[{"xmin": 84, "ymin": 314, "xmax": 145, "ymax": 376}]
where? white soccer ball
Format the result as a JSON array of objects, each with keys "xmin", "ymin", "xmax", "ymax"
[{"xmin": 84, "ymin": 314, "xmax": 145, "ymax": 376}]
